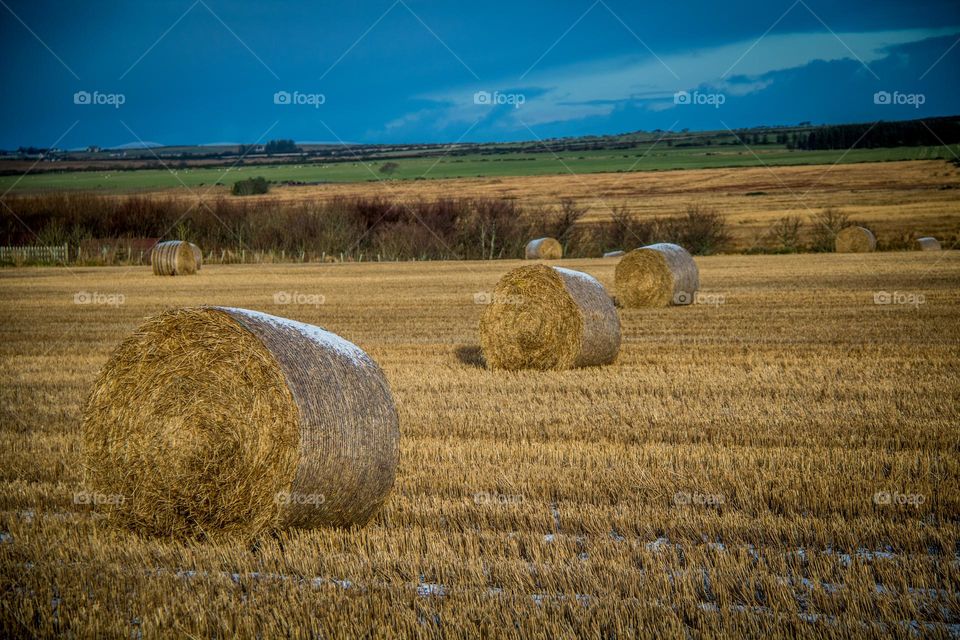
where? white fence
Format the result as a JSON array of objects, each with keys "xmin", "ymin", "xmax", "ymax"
[{"xmin": 0, "ymin": 244, "xmax": 69, "ymax": 263}]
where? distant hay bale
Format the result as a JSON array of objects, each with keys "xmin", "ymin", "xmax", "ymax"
[
  {"xmin": 603, "ymin": 250, "xmax": 626, "ymax": 258},
  {"xmin": 81, "ymin": 307, "xmax": 399, "ymax": 538},
  {"xmin": 525, "ymin": 237, "xmax": 563, "ymax": 260},
  {"xmin": 835, "ymin": 226, "xmax": 876, "ymax": 253},
  {"xmin": 479, "ymin": 265, "xmax": 620, "ymax": 370},
  {"xmin": 916, "ymin": 236, "xmax": 941, "ymax": 251},
  {"xmin": 151, "ymin": 240, "xmax": 198, "ymax": 275},
  {"xmin": 189, "ymin": 242, "xmax": 203, "ymax": 270},
  {"xmin": 614, "ymin": 243, "xmax": 699, "ymax": 308}
]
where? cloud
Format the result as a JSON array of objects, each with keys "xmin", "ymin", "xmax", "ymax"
[{"xmin": 386, "ymin": 26, "xmax": 959, "ymax": 134}]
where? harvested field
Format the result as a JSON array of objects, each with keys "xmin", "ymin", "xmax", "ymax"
[
  {"xmin": 1, "ymin": 253, "xmax": 958, "ymax": 637},
  {"xmin": 131, "ymin": 159, "xmax": 960, "ymax": 251}
]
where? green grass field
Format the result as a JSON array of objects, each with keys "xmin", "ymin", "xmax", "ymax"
[{"xmin": 2, "ymin": 144, "xmax": 957, "ymax": 194}]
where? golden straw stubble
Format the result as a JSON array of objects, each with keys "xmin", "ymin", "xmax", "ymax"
[
  {"xmin": 614, "ymin": 243, "xmax": 700, "ymax": 307},
  {"xmin": 478, "ymin": 265, "xmax": 620, "ymax": 370},
  {"xmin": 81, "ymin": 306, "xmax": 399, "ymax": 538}
]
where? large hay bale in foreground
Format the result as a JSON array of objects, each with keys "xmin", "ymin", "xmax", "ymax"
[
  {"xmin": 614, "ymin": 243, "xmax": 699, "ymax": 308},
  {"xmin": 151, "ymin": 240, "xmax": 198, "ymax": 275},
  {"xmin": 82, "ymin": 307, "xmax": 399, "ymax": 538},
  {"xmin": 835, "ymin": 226, "xmax": 876, "ymax": 253},
  {"xmin": 916, "ymin": 236, "xmax": 941, "ymax": 251},
  {"xmin": 189, "ymin": 242, "xmax": 203, "ymax": 270},
  {"xmin": 525, "ymin": 237, "xmax": 563, "ymax": 260},
  {"xmin": 479, "ymin": 265, "xmax": 620, "ymax": 370}
]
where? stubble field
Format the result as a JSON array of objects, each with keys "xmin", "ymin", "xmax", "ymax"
[{"xmin": 1, "ymin": 252, "xmax": 958, "ymax": 637}]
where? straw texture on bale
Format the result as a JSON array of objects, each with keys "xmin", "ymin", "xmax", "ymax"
[
  {"xmin": 916, "ymin": 236, "xmax": 941, "ymax": 251},
  {"xmin": 603, "ymin": 250, "xmax": 626, "ymax": 258},
  {"xmin": 189, "ymin": 242, "xmax": 203, "ymax": 270},
  {"xmin": 81, "ymin": 307, "xmax": 399, "ymax": 538},
  {"xmin": 614, "ymin": 243, "xmax": 699, "ymax": 308},
  {"xmin": 479, "ymin": 265, "xmax": 620, "ymax": 370},
  {"xmin": 835, "ymin": 226, "xmax": 876, "ymax": 253},
  {"xmin": 151, "ymin": 240, "xmax": 198, "ymax": 276},
  {"xmin": 525, "ymin": 237, "xmax": 563, "ymax": 260}
]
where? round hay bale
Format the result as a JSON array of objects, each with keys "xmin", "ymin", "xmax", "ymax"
[
  {"xmin": 835, "ymin": 226, "xmax": 876, "ymax": 253},
  {"xmin": 189, "ymin": 242, "xmax": 203, "ymax": 270},
  {"xmin": 525, "ymin": 237, "xmax": 563, "ymax": 260},
  {"xmin": 151, "ymin": 240, "xmax": 198, "ymax": 276},
  {"xmin": 614, "ymin": 243, "xmax": 699, "ymax": 308},
  {"xmin": 916, "ymin": 236, "xmax": 941, "ymax": 251},
  {"xmin": 603, "ymin": 250, "xmax": 626, "ymax": 258},
  {"xmin": 478, "ymin": 265, "xmax": 620, "ymax": 370},
  {"xmin": 81, "ymin": 307, "xmax": 399, "ymax": 538}
]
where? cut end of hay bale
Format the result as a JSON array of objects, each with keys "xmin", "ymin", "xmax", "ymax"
[
  {"xmin": 614, "ymin": 243, "xmax": 699, "ymax": 308},
  {"xmin": 81, "ymin": 307, "xmax": 399, "ymax": 539},
  {"xmin": 916, "ymin": 237, "xmax": 941, "ymax": 251},
  {"xmin": 525, "ymin": 237, "xmax": 563, "ymax": 260},
  {"xmin": 151, "ymin": 240, "xmax": 198, "ymax": 276},
  {"xmin": 835, "ymin": 226, "xmax": 876, "ymax": 253},
  {"xmin": 478, "ymin": 265, "xmax": 620, "ymax": 371},
  {"xmin": 189, "ymin": 242, "xmax": 203, "ymax": 270}
]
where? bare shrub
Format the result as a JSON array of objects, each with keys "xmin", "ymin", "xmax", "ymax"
[
  {"xmin": 770, "ymin": 216, "xmax": 804, "ymax": 253},
  {"xmin": 810, "ymin": 207, "xmax": 851, "ymax": 252},
  {"xmin": 663, "ymin": 204, "xmax": 731, "ymax": 255}
]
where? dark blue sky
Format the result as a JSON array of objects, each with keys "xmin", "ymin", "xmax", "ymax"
[{"xmin": 1, "ymin": 0, "xmax": 958, "ymax": 149}]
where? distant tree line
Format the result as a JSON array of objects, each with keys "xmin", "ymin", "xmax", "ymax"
[
  {"xmin": 789, "ymin": 116, "xmax": 960, "ymax": 150},
  {"xmin": 237, "ymin": 139, "xmax": 301, "ymax": 156}
]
